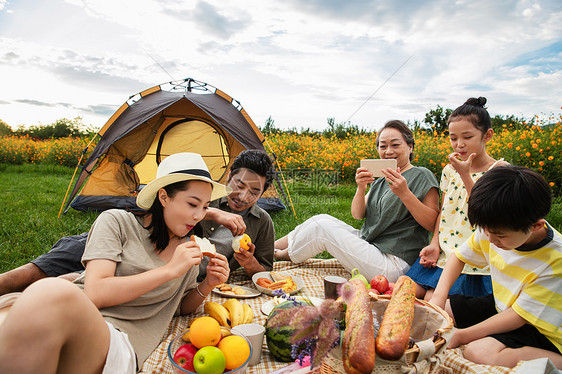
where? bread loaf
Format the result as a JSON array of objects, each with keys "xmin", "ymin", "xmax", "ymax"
[
  {"xmin": 375, "ymin": 275, "xmax": 415, "ymax": 360},
  {"xmin": 342, "ymin": 279, "xmax": 375, "ymax": 374},
  {"xmin": 190, "ymin": 235, "xmax": 217, "ymax": 257}
]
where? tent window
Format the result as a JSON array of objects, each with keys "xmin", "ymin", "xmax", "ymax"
[{"xmin": 134, "ymin": 118, "xmax": 230, "ymax": 184}]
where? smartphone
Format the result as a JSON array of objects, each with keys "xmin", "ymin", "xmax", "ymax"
[{"xmin": 360, "ymin": 159, "xmax": 397, "ymax": 177}]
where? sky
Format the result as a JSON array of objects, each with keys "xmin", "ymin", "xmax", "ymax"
[{"xmin": 0, "ymin": 0, "xmax": 561, "ymax": 132}]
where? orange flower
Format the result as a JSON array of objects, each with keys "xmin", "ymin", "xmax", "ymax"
[
  {"xmin": 539, "ymin": 161, "xmax": 544, "ymax": 166},
  {"xmin": 550, "ymin": 182, "xmax": 555, "ymax": 187},
  {"xmin": 525, "ymin": 152, "xmax": 531, "ymax": 157}
]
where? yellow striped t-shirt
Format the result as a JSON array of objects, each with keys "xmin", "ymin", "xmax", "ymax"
[{"xmin": 456, "ymin": 223, "xmax": 562, "ymax": 353}]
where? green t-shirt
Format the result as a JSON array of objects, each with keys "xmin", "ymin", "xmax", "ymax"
[
  {"xmin": 74, "ymin": 209, "xmax": 198, "ymax": 366},
  {"xmin": 360, "ymin": 167, "xmax": 438, "ymax": 265}
]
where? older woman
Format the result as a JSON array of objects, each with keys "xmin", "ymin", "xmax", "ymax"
[
  {"xmin": 0, "ymin": 153, "xmax": 231, "ymax": 373},
  {"xmin": 275, "ymin": 120, "xmax": 440, "ymax": 282}
]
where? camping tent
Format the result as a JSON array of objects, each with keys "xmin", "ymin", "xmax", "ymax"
[{"xmin": 62, "ymin": 78, "xmax": 287, "ymax": 214}]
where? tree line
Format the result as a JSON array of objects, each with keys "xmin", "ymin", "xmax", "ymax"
[{"xmin": 0, "ymin": 105, "xmax": 548, "ymax": 140}]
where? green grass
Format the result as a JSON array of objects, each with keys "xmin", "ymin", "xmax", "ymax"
[
  {"xmin": 1, "ymin": 164, "xmax": 561, "ymax": 272},
  {"xmin": 0, "ymin": 164, "xmax": 98, "ymax": 271}
]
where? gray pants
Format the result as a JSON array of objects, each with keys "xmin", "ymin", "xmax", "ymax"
[{"xmin": 31, "ymin": 233, "xmax": 87, "ymax": 277}]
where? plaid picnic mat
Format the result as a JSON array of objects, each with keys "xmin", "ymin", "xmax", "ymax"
[{"xmin": 140, "ymin": 258, "xmax": 350, "ymax": 374}]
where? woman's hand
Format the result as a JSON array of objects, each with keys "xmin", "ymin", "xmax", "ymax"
[
  {"xmin": 355, "ymin": 167, "xmax": 374, "ymax": 190},
  {"xmin": 166, "ymin": 241, "xmax": 203, "ymax": 279},
  {"xmin": 419, "ymin": 243, "xmax": 440, "ymax": 268},
  {"xmin": 203, "ymin": 253, "xmax": 230, "ymax": 288},
  {"xmin": 352, "ymin": 167, "xmax": 373, "ymax": 219},
  {"xmin": 381, "ymin": 167, "xmax": 408, "ymax": 197},
  {"xmin": 448, "ymin": 152, "xmax": 475, "ymax": 176}
]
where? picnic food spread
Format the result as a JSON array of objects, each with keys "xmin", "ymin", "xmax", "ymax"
[{"xmin": 260, "ymin": 273, "xmax": 421, "ymax": 373}]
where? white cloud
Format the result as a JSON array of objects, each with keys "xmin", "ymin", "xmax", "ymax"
[{"xmin": 0, "ymin": 0, "xmax": 561, "ymax": 130}]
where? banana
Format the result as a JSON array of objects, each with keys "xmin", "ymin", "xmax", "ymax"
[
  {"xmin": 181, "ymin": 329, "xmax": 190, "ymax": 342},
  {"xmin": 242, "ymin": 303, "xmax": 254, "ymax": 324},
  {"xmin": 223, "ymin": 298, "xmax": 244, "ymax": 327},
  {"xmin": 220, "ymin": 326, "xmax": 232, "ymax": 338},
  {"xmin": 204, "ymin": 301, "xmax": 231, "ymax": 327}
]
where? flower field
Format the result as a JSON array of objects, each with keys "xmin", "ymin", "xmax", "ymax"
[
  {"xmin": 266, "ymin": 123, "xmax": 561, "ymax": 195},
  {"xmin": 1, "ymin": 123, "xmax": 561, "ymax": 195},
  {"xmin": 0, "ymin": 135, "xmax": 92, "ymax": 167}
]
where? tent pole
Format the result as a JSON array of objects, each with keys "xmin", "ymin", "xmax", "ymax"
[
  {"xmin": 263, "ymin": 138, "xmax": 297, "ymax": 219},
  {"xmin": 57, "ymin": 133, "xmax": 99, "ymax": 218}
]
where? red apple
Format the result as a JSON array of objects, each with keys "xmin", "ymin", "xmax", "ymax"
[
  {"xmin": 370, "ymin": 275, "xmax": 389, "ymax": 294},
  {"xmin": 193, "ymin": 346, "xmax": 226, "ymax": 374},
  {"xmin": 385, "ymin": 282, "xmax": 395, "ymax": 295},
  {"xmin": 173, "ymin": 343, "xmax": 198, "ymax": 372},
  {"xmin": 369, "ymin": 288, "xmax": 381, "ymax": 296}
]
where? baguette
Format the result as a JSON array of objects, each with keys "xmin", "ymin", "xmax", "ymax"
[
  {"xmin": 375, "ymin": 275, "xmax": 415, "ymax": 360},
  {"xmin": 342, "ymin": 279, "xmax": 375, "ymax": 374}
]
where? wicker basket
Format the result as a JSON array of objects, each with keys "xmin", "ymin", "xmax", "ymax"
[{"xmin": 321, "ymin": 295, "xmax": 454, "ymax": 374}]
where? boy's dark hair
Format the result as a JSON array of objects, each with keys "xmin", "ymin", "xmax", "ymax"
[
  {"xmin": 145, "ymin": 180, "xmax": 194, "ymax": 251},
  {"xmin": 376, "ymin": 120, "xmax": 415, "ymax": 161},
  {"xmin": 230, "ymin": 150, "xmax": 275, "ymax": 192},
  {"xmin": 448, "ymin": 97, "xmax": 491, "ymax": 134},
  {"xmin": 468, "ymin": 165, "xmax": 552, "ymax": 232}
]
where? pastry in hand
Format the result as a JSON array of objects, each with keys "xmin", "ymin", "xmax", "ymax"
[{"xmin": 190, "ymin": 235, "xmax": 216, "ymax": 257}]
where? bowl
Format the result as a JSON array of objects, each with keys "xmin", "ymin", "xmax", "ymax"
[
  {"xmin": 168, "ymin": 327, "xmax": 252, "ymax": 374},
  {"xmin": 251, "ymin": 271, "xmax": 304, "ymax": 296}
]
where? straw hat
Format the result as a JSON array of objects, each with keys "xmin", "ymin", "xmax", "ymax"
[{"xmin": 136, "ymin": 153, "xmax": 231, "ymax": 209}]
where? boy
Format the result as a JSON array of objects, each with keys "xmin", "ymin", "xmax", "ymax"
[{"xmin": 430, "ymin": 165, "xmax": 562, "ymax": 369}]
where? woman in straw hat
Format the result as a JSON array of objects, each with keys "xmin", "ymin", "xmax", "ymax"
[{"xmin": 0, "ymin": 153, "xmax": 231, "ymax": 373}]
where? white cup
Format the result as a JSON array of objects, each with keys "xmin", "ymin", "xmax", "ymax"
[{"xmin": 232, "ymin": 323, "xmax": 266, "ymax": 366}]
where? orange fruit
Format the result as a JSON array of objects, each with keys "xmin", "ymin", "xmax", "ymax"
[
  {"xmin": 232, "ymin": 234, "xmax": 252, "ymax": 253},
  {"xmin": 239, "ymin": 233, "xmax": 251, "ymax": 251},
  {"xmin": 189, "ymin": 316, "xmax": 222, "ymax": 348},
  {"xmin": 217, "ymin": 335, "xmax": 250, "ymax": 370}
]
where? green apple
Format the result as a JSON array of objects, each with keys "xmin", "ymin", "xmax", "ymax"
[{"xmin": 193, "ymin": 346, "xmax": 226, "ymax": 374}]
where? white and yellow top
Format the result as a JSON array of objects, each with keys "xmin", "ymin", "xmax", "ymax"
[{"xmin": 436, "ymin": 159, "xmax": 504, "ymax": 274}]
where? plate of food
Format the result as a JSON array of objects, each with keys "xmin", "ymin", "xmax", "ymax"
[
  {"xmin": 251, "ymin": 271, "xmax": 304, "ymax": 296},
  {"xmin": 211, "ymin": 284, "xmax": 261, "ymax": 298},
  {"xmin": 261, "ymin": 296, "xmax": 323, "ymax": 315}
]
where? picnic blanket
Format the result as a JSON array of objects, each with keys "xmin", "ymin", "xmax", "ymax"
[{"xmin": 140, "ymin": 259, "xmax": 561, "ymax": 374}]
